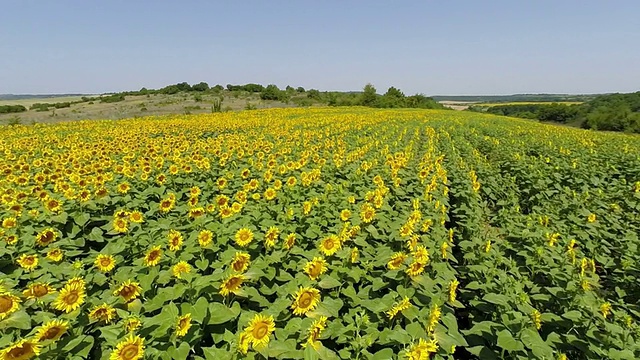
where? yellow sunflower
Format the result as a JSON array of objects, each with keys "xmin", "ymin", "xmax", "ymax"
[
  {"xmin": 53, "ymin": 283, "xmax": 85, "ymax": 313},
  {"xmin": 22, "ymin": 283, "xmax": 55, "ymax": 300},
  {"xmin": 109, "ymin": 333, "xmax": 144, "ymax": 360},
  {"xmin": 129, "ymin": 211, "xmax": 144, "ymax": 223},
  {"xmin": 406, "ymin": 338, "xmax": 438, "ymax": 360},
  {"xmin": 264, "ymin": 226, "xmax": 280, "ymax": 248},
  {"xmin": 197, "ymin": 230, "xmax": 213, "ymax": 247},
  {"xmin": 350, "ymin": 248, "xmax": 359, "ymax": 263},
  {"xmin": 219, "ymin": 274, "xmax": 245, "ymax": 296},
  {"xmin": 264, "ymin": 188, "xmax": 277, "ymax": 201},
  {"xmin": 89, "ymin": 303, "xmax": 117, "ymax": 323},
  {"xmin": 243, "ymin": 314, "xmax": 275, "ymax": 349},
  {"xmin": 172, "ymin": 261, "xmax": 192, "ymax": 279},
  {"xmin": 45, "ymin": 198, "xmax": 62, "ymax": 213},
  {"xmin": 0, "ymin": 339, "xmax": 40, "ymax": 360},
  {"xmin": 231, "ymin": 252, "xmax": 251, "ymax": 273},
  {"xmin": 36, "ymin": 319, "xmax": 69, "ymax": 342},
  {"xmin": 95, "ymin": 254, "xmax": 116, "ymax": 272},
  {"xmin": 35, "ymin": 228, "xmax": 57, "ymax": 247},
  {"xmin": 143, "ymin": 246, "xmax": 162, "ymax": 267},
  {"xmin": 387, "ymin": 252, "xmax": 406, "ymax": 270},
  {"xmin": 167, "ymin": 229, "xmax": 183, "ymax": 251},
  {"xmin": 17, "ymin": 254, "xmax": 38, "ymax": 272},
  {"xmin": 175, "ymin": 313, "xmax": 192, "ymax": 337},
  {"xmin": 234, "ymin": 228, "xmax": 254, "ymax": 247},
  {"xmin": 303, "ymin": 316, "xmax": 328, "ymax": 350},
  {"xmin": 2, "ymin": 217, "xmax": 17, "ymax": 229},
  {"xmin": 113, "ymin": 218, "xmax": 129, "ymax": 233},
  {"xmin": 46, "ymin": 248, "xmax": 63, "ymax": 262},
  {"xmin": 0, "ymin": 292, "xmax": 21, "ymax": 320},
  {"xmin": 319, "ymin": 235, "xmax": 341, "ymax": 256},
  {"xmin": 283, "ymin": 233, "xmax": 296, "ymax": 250},
  {"xmin": 123, "ymin": 317, "xmax": 142, "ymax": 333},
  {"xmin": 359, "ymin": 204, "xmax": 376, "ymax": 223},
  {"xmin": 339, "ymin": 209, "xmax": 351, "ymax": 222},
  {"xmin": 406, "ymin": 261, "xmax": 425, "ymax": 277},
  {"xmin": 113, "ymin": 280, "xmax": 142, "ymax": 303},
  {"xmin": 291, "ymin": 287, "xmax": 321, "ymax": 316},
  {"xmin": 304, "ymin": 257, "xmax": 328, "ymax": 280}
]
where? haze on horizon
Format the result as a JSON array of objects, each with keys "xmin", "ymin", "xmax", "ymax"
[{"xmin": 1, "ymin": 0, "xmax": 638, "ymax": 96}]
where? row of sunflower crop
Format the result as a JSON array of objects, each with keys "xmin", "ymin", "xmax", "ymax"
[{"xmin": 0, "ymin": 107, "xmax": 639, "ymax": 359}]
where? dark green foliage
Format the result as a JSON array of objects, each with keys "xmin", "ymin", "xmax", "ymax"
[
  {"xmin": 307, "ymin": 89, "xmax": 321, "ymax": 100},
  {"xmin": 100, "ymin": 94, "xmax": 126, "ymax": 103},
  {"xmin": 484, "ymin": 103, "xmax": 579, "ymax": 123},
  {"xmin": 260, "ymin": 84, "xmax": 288, "ymax": 101},
  {"xmin": 0, "ymin": 105, "xmax": 27, "ymax": 114},
  {"xmin": 361, "ymin": 83, "xmax": 378, "ymax": 107},
  {"xmin": 296, "ymin": 87, "xmax": 305, "ymax": 93},
  {"xmin": 227, "ymin": 83, "xmax": 264, "ymax": 92},
  {"xmin": 191, "ymin": 82, "xmax": 210, "ymax": 92},
  {"xmin": 212, "ymin": 97, "xmax": 224, "ymax": 113}
]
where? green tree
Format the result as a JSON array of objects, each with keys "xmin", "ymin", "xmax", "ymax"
[{"xmin": 361, "ymin": 83, "xmax": 378, "ymax": 107}]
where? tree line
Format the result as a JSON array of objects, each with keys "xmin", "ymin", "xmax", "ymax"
[{"xmin": 469, "ymin": 92, "xmax": 640, "ymax": 133}]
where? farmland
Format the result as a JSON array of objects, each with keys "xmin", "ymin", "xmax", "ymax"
[{"xmin": 1, "ymin": 108, "xmax": 639, "ymax": 359}]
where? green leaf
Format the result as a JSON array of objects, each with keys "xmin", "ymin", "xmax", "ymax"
[
  {"xmin": 483, "ymin": 293, "xmax": 509, "ymax": 306},
  {"xmin": 192, "ymin": 296, "xmax": 209, "ymax": 323},
  {"xmin": 561, "ymin": 310, "xmax": 582, "ymax": 322},
  {"xmin": 496, "ymin": 329, "xmax": 524, "ymax": 352},
  {"xmin": 520, "ymin": 328, "xmax": 554, "ymax": 358},
  {"xmin": 203, "ymin": 347, "xmax": 233, "ymax": 360},
  {"xmin": 318, "ymin": 275, "xmax": 342, "ymax": 289},
  {"xmin": 0, "ymin": 310, "xmax": 31, "ymax": 330},
  {"xmin": 208, "ymin": 302, "xmax": 241, "ymax": 324},
  {"xmin": 371, "ymin": 348, "xmax": 394, "ymax": 360},
  {"xmin": 167, "ymin": 342, "xmax": 191, "ymax": 360}
]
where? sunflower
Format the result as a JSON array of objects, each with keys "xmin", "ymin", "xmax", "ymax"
[
  {"xmin": 113, "ymin": 218, "xmax": 129, "ymax": 233},
  {"xmin": 172, "ymin": 261, "xmax": 192, "ymax": 279},
  {"xmin": 406, "ymin": 261, "xmax": 425, "ymax": 277},
  {"xmin": 175, "ymin": 313, "xmax": 192, "ymax": 337},
  {"xmin": 406, "ymin": 338, "xmax": 438, "ymax": 360},
  {"xmin": 143, "ymin": 246, "xmax": 162, "ymax": 266},
  {"xmin": 264, "ymin": 188, "xmax": 277, "ymax": 201},
  {"xmin": 117, "ymin": 182, "xmax": 131, "ymax": 194},
  {"xmin": 215, "ymin": 195, "xmax": 229, "ymax": 208},
  {"xmin": 22, "ymin": 283, "xmax": 55, "ymax": 300},
  {"xmin": 283, "ymin": 233, "xmax": 296, "ymax": 250},
  {"xmin": 5, "ymin": 234, "xmax": 18, "ymax": 245},
  {"xmin": 53, "ymin": 283, "xmax": 85, "ymax": 313},
  {"xmin": 123, "ymin": 317, "xmax": 142, "ymax": 333},
  {"xmin": 304, "ymin": 257, "xmax": 328, "ymax": 280},
  {"xmin": 219, "ymin": 274, "xmax": 245, "ymax": 296},
  {"xmin": 291, "ymin": 287, "xmax": 321, "ymax": 316},
  {"xmin": 231, "ymin": 252, "xmax": 251, "ymax": 273},
  {"xmin": 129, "ymin": 211, "xmax": 144, "ymax": 223},
  {"xmin": 17, "ymin": 254, "xmax": 38, "ymax": 272},
  {"xmin": 197, "ymin": 230, "xmax": 213, "ymax": 247},
  {"xmin": 243, "ymin": 314, "xmax": 275, "ymax": 349},
  {"xmin": 359, "ymin": 204, "xmax": 376, "ymax": 223},
  {"xmin": 109, "ymin": 333, "xmax": 144, "ymax": 360},
  {"xmin": 302, "ymin": 201, "xmax": 312, "ymax": 215},
  {"xmin": 45, "ymin": 198, "xmax": 62, "ymax": 213},
  {"xmin": 448, "ymin": 279, "xmax": 459, "ymax": 303},
  {"xmin": 188, "ymin": 207, "xmax": 205, "ymax": 219},
  {"xmin": 234, "ymin": 228, "xmax": 254, "ymax": 247},
  {"xmin": 189, "ymin": 186, "xmax": 201, "ymax": 197},
  {"xmin": 264, "ymin": 226, "xmax": 280, "ymax": 248},
  {"xmin": 302, "ymin": 316, "xmax": 328, "ymax": 349},
  {"xmin": 95, "ymin": 254, "xmax": 116, "ymax": 272},
  {"xmin": 587, "ymin": 213, "xmax": 597, "ymax": 223},
  {"xmin": 319, "ymin": 235, "xmax": 341, "ymax": 256},
  {"xmin": 387, "ymin": 297, "xmax": 412, "ymax": 319},
  {"xmin": 0, "ymin": 292, "xmax": 20, "ymax": 320},
  {"xmin": 167, "ymin": 230, "xmax": 183, "ymax": 251},
  {"xmin": 339, "ymin": 209, "xmax": 351, "ymax": 222},
  {"xmin": 0, "ymin": 339, "xmax": 40, "ymax": 360},
  {"xmin": 46, "ymin": 248, "xmax": 63, "ymax": 262},
  {"xmin": 1, "ymin": 217, "xmax": 16, "ymax": 229},
  {"xmin": 350, "ymin": 248, "xmax": 359, "ymax": 263},
  {"xmin": 35, "ymin": 228, "xmax": 57, "ymax": 247},
  {"xmin": 89, "ymin": 303, "xmax": 117, "ymax": 323},
  {"xmin": 36, "ymin": 319, "xmax": 69, "ymax": 342},
  {"xmin": 113, "ymin": 280, "xmax": 142, "ymax": 303},
  {"xmin": 159, "ymin": 197, "xmax": 175, "ymax": 213},
  {"xmin": 219, "ymin": 206, "xmax": 234, "ymax": 219},
  {"xmin": 387, "ymin": 252, "xmax": 406, "ymax": 270}
]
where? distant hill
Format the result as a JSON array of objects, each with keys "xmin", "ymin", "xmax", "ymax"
[
  {"xmin": 433, "ymin": 94, "xmax": 600, "ymax": 103},
  {"xmin": 0, "ymin": 94, "xmax": 88, "ymax": 101}
]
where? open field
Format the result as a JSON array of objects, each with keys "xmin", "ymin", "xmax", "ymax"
[
  {"xmin": 479, "ymin": 101, "xmax": 584, "ymax": 107},
  {"xmin": 0, "ymin": 92, "xmax": 308, "ymax": 125},
  {"xmin": 1, "ymin": 108, "xmax": 639, "ymax": 359}
]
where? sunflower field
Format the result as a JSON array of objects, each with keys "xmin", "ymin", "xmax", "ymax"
[{"xmin": 1, "ymin": 107, "xmax": 640, "ymax": 360}]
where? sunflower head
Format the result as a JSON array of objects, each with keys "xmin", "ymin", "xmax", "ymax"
[
  {"xmin": 114, "ymin": 281, "xmax": 142, "ymax": 303},
  {"xmin": 243, "ymin": 314, "xmax": 275, "ymax": 349},
  {"xmin": 89, "ymin": 303, "xmax": 117, "ymax": 323},
  {"xmin": 291, "ymin": 287, "xmax": 321, "ymax": 316},
  {"xmin": 319, "ymin": 235, "xmax": 341, "ymax": 256},
  {"xmin": 46, "ymin": 248, "xmax": 63, "ymax": 262},
  {"xmin": 36, "ymin": 319, "xmax": 69, "ymax": 342},
  {"xmin": 197, "ymin": 230, "xmax": 213, "ymax": 247},
  {"xmin": 175, "ymin": 313, "xmax": 192, "ymax": 337},
  {"xmin": 17, "ymin": 254, "xmax": 38, "ymax": 272},
  {"xmin": 0, "ymin": 292, "xmax": 21, "ymax": 320},
  {"xmin": 23, "ymin": 283, "xmax": 55, "ymax": 300},
  {"xmin": 234, "ymin": 228, "xmax": 254, "ymax": 247},
  {"xmin": 53, "ymin": 282, "xmax": 85, "ymax": 313},
  {"xmin": 0, "ymin": 339, "xmax": 41, "ymax": 360},
  {"xmin": 167, "ymin": 230, "xmax": 183, "ymax": 251},
  {"xmin": 35, "ymin": 228, "xmax": 57, "ymax": 247},
  {"xmin": 109, "ymin": 333, "xmax": 144, "ymax": 360},
  {"xmin": 95, "ymin": 254, "xmax": 116, "ymax": 272},
  {"xmin": 304, "ymin": 257, "xmax": 328, "ymax": 280},
  {"xmin": 219, "ymin": 274, "xmax": 245, "ymax": 296},
  {"xmin": 143, "ymin": 246, "xmax": 162, "ymax": 267},
  {"xmin": 231, "ymin": 252, "xmax": 251, "ymax": 273},
  {"xmin": 172, "ymin": 261, "xmax": 192, "ymax": 279}
]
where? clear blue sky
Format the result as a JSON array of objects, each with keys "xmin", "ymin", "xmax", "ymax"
[{"xmin": 1, "ymin": 1, "xmax": 638, "ymax": 95}]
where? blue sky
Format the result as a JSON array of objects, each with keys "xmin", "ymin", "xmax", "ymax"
[{"xmin": 1, "ymin": 1, "xmax": 638, "ymax": 95}]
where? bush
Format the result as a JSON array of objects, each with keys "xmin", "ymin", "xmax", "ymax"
[
  {"xmin": 100, "ymin": 94, "xmax": 126, "ymax": 103},
  {"xmin": 0, "ymin": 105, "xmax": 27, "ymax": 114}
]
